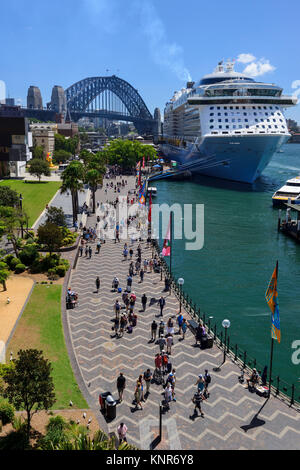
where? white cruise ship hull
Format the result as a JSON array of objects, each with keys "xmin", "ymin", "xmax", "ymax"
[{"xmin": 161, "ymin": 134, "xmax": 288, "ymax": 183}]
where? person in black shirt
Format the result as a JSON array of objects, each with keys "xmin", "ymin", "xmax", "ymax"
[
  {"xmin": 117, "ymin": 373, "xmax": 126, "ymax": 402},
  {"xmin": 143, "ymin": 369, "xmax": 152, "ymax": 395},
  {"xmin": 151, "ymin": 320, "xmax": 158, "ymax": 341},
  {"xmin": 192, "ymin": 390, "xmax": 204, "ymax": 417},
  {"xmin": 141, "ymin": 294, "xmax": 147, "ymax": 311}
]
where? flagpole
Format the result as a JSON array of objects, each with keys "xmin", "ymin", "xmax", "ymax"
[
  {"xmin": 170, "ymin": 212, "xmax": 173, "ymax": 277},
  {"xmin": 268, "ymin": 337, "xmax": 274, "ymax": 398},
  {"xmin": 268, "ymin": 260, "xmax": 278, "ymax": 399}
]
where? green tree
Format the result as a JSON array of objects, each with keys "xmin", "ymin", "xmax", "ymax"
[
  {"xmin": 32, "ymin": 145, "xmax": 45, "ymax": 159},
  {"xmin": 0, "ymin": 206, "xmax": 26, "ymax": 256},
  {"xmin": 37, "ymin": 222, "xmax": 64, "ymax": 256},
  {"xmin": 28, "ymin": 159, "xmax": 50, "ymax": 181},
  {"xmin": 45, "ymin": 206, "xmax": 66, "ymax": 227},
  {"xmin": 0, "ymin": 261, "xmax": 10, "ymax": 292},
  {"xmin": 3, "ymin": 349, "xmax": 56, "ymax": 443},
  {"xmin": 61, "ymin": 161, "xmax": 85, "ymax": 225},
  {"xmin": 53, "ymin": 149, "xmax": 72, "ymax": 164},
  {"xmin": 0, "ymin": 186, "xmax": 19, "ymax": 207},
  {"xmin": 85, "ymin": 153, "xmax": 106, "ymax": 213},
  {"xmin": 102, "ymin": 139, "xmax": 157, "ymax": 170}
]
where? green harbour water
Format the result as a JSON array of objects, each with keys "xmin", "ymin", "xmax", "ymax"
[{"xmin": 155, "ymin": 144, "xmax": 300, "ymax": 394}]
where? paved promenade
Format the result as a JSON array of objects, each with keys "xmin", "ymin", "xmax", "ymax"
[{"xmin": 66, "ymin": 177, "xmax": 300, "ymax": 450}]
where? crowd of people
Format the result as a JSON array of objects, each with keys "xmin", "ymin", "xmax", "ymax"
[{"xmin": 71, "ymin": 170, "xmax": 214, "ymax": 445}]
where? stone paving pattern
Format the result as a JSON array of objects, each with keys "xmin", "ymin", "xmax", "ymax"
[{"xmin": 66, "ymin": 176, "xmax": 300, "ymax": 450}]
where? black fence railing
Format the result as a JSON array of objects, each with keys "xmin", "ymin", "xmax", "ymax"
[{"xmin": 151, "ymin": 238, "xmax": 300, "ymax": 408}]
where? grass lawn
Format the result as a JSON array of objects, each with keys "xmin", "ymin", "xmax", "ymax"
[
  {"xmin": 0, "ymin": 180, "xmax": 61, "ymax": 227},
  {"xmin": 7, "ymin": 284, "xmax": 88, "ymax": 409}
]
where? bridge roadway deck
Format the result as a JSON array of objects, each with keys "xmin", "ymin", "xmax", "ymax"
[{"xmin": 66, "ymin": 176, "xmax": 300, "ymax": 450}]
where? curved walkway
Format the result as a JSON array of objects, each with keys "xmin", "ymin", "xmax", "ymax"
[{"xmin": 66, "ymin": 178, "xmax": 300, "ymax": 450}]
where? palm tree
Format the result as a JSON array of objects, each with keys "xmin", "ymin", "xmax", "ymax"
[
  {"xmin": 61, "ymin": 162, "xmax": 85, "ymax": 225},
  {"xmin": 0, "ymin": 261, "xmax": 10, "ymax": 291},
  {"xmin": 85, "ymin": 153, "xmax": 106, "ymax": 214},
  {"xmin": 53, "ymin": 429, "xmax": 137, "ymax": 450}
]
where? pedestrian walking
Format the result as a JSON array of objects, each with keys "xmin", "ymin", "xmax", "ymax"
[
  {"xmin": 141, "ymin": 293, "xmax": 147, "ymax": 311},
  {"xmin": 114, "ymin": 300, "xmax": 121, "ymax": 320},
  {"xmin": 166, "ymin": 317, "xmax": 174, "ymax": 335},
  {"xmin": 177, "ymin": 313, "xmax": 184, "ymax": 334},
  {"xmin": 158, "ymin": 335, "xmax": 166, "ymax": 353},
  {"xmin": 195, "ymin": 374, "xmax": 205, "ymax": 394},
  {"xmin": 151, "ymin": 320, "xmax": 158, "ymax": 341},
  {"xmin": 192, "ymin": 390, "xmax": 205, "ymax": 418},
  {"xmin": 89, "ymin": 246, "xmax": 92, "ymax": 259},
  {"xmin": 95, "ymin": 277, "xmax": 100, "ymax": 293},
  {"xmin": 127, "ymin": 275, "xmax": 133, "ymax": 289},
  {"xmin": 129, "ymin": 248, "xmax": 134, "ymax": 260},
  {"xmin": 149, "ymin": 259, "xmax": 154, "ymax": 273},
  {"xmin": 204, "ymin": 369, "xmax": 211, "ymax": 396},
  {"xmin": 140, "ymin": 269, "xmax": 144, "ymax": 283},
  {"xmin": 164, "ymin": 383, "xmax": 173, "ymax": 409},
  {"xmin": 96, "ymin": 240, "xmax": 101, "ymax": 254},
  {"xmin": 138, "ymin": 375, "xmax": 145, "ymax": 401},
  {"xmin": 155, "ymin": 353, "xmax": 162, "ymax": 374},
  {"xmin": 143, "ymin": 369, "xmax": 152, "ymax": 395},
  {"xmin": 85, "ymin": 246, "xmax": 88, "ymax": 257},
  {"xmin": 158, "ymin": 320, "xmax": 165, "ymax": 338},
  {"xmin": 117, "ymin": 372, "xmax": 126, "ymax": 402},
  {"xmin": 162, "ymin": 351, "xmax": 169, "ymax": 375},
  {"xmin": 79, "ymin": 246, "xmax": 83, "ymax": 257},
  {"xmin": 182, "ymin": 318, "xmax": 188, "ymax": 340},
  {"xmin": 117, "ymin": 423, "xmax": 128, "ymax": 444},
  {"xmin": 158, "ymin": 297, "xmax": 166, "ymax": 316},
  {"xmin": 166, "ymin": 334, "xmax": 173, "ymax": 355},
  {"xmin": 134, "ymin": 382, "xmax": 143, "ymax": 410},
  {"xmin": 143, "ymin": 259, "xmax": 148, "ymax": 272},
  {"xmin": 112, "ymin": 276, "xmax": 119, "ymax": 291}
]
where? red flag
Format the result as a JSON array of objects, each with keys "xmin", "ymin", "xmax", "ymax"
[
  {"xmin": 142, "ymin": 156, "xmax": 145, "ymax": 168},
  {"xmin": 162, "ymin": 217, "xmax": 171, "ymax": 257},
  {"xmin": 148, "ymin": 192, "xmax": 152, "ymax": 223},
  {"xmin": 138, "ymin": 170, "xmax": 141, "ymax": 188}
]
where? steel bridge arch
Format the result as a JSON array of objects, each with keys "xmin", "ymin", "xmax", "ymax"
[{"xmin": 65, "ymin": 76, "xmax": 153, "ymax": 121}]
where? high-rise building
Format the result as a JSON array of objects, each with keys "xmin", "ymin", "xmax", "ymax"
[
  {"xmin": 0, "ymin": 106, "xmax": 32, "ymax": 178},
  {"xmin": 49, "ymin": 86, "xmax": 67, "ymax": 113},
  {"xmin": 27, "ymin": 86, "xmax": 43, "ymax": 109}
]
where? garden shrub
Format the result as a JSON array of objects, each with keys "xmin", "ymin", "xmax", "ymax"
[
  {"xmin": 0, "ymin": 398, "xmax": 15, "ymax": 425},
  {"xmin": 15, "ymin": 264, "xmax": 26, "ymax": 274},
  {"xmin": 19, "ymin": 245, "xmax": 39, "ymax": 266},
  {"xmin": 3, "ymin": 254, "xmax": 14, "ymax": 268},
  {"xmin": 54, "ymin": 265, "xmax": 67, "ymax": 277},
  {"xmin": 24, "ymin": 231, "xmax": 35, "ymax": 240},
  {"xmin": 10, "ymin": 258, "xmax": 21, "ymax": 270}
]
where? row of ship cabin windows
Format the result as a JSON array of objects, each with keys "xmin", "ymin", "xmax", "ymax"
[
  {"xmin": 209, "ymin": 118, "xmax": 284, "ymax": 123},
  {"xmin": 209, "ymin": 105, "xmax": 280, "ymax": 111},
  {"xmin": 209, "ymin": 124, "xmax": 285, "ymax": 130},
  {"xmin": 209, "ymin": 112, "xmax": 282, "ymax": 117}
]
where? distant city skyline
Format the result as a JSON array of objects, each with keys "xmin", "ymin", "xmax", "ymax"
[{"xmin": 1, "ymin": 0, "xmax": 300, "ymax": 121}]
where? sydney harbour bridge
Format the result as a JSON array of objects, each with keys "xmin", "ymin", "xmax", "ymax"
[{"xmin": 24, "ymin": 76, "xmax": 161, "ymax": 136}]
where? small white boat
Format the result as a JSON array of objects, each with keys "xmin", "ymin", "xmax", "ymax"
[
  {"xmin": 147, "ymin": 187, "xmax": 157, "ymax": 197},
  {"xmin": 272, "ymin": 176, "xmax": 300, "ymax": 207}
]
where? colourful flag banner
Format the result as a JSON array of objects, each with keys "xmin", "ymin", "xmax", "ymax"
[
  {"xmin": 162, "ymin": 217, "xmax": 171, "ymax": 257},
  {"xmin": 148, "ymin": 192, "xmax": 152, "ymax": 223},
  {"xmin": 265, "ymin": 262, "xmax": 281, "ymax": 343},
  {"xmin": 142, "ymin": 156, "xmax": 145, "ymax": 168},
  {"xmin": 139, "ymin": 182, "xmax": 146, "ymax": 205}
]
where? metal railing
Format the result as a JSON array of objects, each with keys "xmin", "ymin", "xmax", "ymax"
[{"xmin": 151, "ymin": 238, "xmax": 300, "ymax": 409}]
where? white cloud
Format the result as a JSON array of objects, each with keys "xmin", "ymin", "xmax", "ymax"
[
  {"xmin": 137, "ymin": 1, "xmax": 191, "ymax": 82},
  {"xmin": 237, "ymin": 53, "xmax": 256, "ymax": 64},
  {"xmin": 243, "ymin": 59, "xmax": 275, "ymax": 77}
]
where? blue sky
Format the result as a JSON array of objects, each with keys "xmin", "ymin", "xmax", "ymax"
[{"xmin": 1, "ymin": 0, "xmax": 300, "ymax": 121}]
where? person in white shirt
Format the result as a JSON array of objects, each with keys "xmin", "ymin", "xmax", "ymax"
[{"xmin": 117, "ymin": 422, "xmax": 128, "ymax": 444}]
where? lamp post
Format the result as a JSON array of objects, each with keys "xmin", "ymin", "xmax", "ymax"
[
  {"xmin": 178, "ymin": 277, "xmax": 184, "ymax": 312},
  {"xmin": 213, "ymin": 318, "xmax": 231, "ymax": 372},
  {"xmin": 160, "ymin": 253, "xmax": 163, "ymax": 281},
  {"xmin": 19, "ymin": 194, "xmax": 23, "ymax": 211},
  {"xmin": 222, "ymin": 319, "xmax": 231, "ymax": 364}
]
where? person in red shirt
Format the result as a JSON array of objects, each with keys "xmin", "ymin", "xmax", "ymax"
[{"xmin": 155, "ymin": 353, "xmax": 162, "ymax": 371}]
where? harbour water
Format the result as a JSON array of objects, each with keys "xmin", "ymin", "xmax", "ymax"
[{"xmin": 156, "ymin": 143, "xmax": 300, "ymax": 390}]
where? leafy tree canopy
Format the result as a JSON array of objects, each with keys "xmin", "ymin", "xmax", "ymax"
[
  {"xmin": 45, "ymin": 206, "xmax": 66, "ymax": 227},
  {"xmin": 37, "ymin": 222, "xmax": 64, "ymax": 255},
  {"xmin": 28, "ymin": 159, "xmax": 50, "ymax": 181},
  {"xmin": 0, "ymin": 186, "xmax": 19, "ymax": 207}
]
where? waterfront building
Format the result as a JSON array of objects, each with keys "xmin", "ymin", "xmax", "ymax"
[
  {"xmin": 0, "ymin": 105, "xmax": 32, "ymax": 178},
  {"xmin": 30, "ymin": 122, "xmax": 57, "ymax": 157}
]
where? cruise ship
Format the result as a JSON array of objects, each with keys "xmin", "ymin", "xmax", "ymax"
[{"xmin": 160, "ymin": 60, "xmax": 297, "ymax": 183}]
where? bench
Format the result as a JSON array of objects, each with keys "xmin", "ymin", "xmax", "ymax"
[
  {"xmin": 188, "ymin": 320, "xmax": 214, "ymax": 349},
  {"xmin": 188, "ymin": 319, "xmax": 198, "ymax": 334}
]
